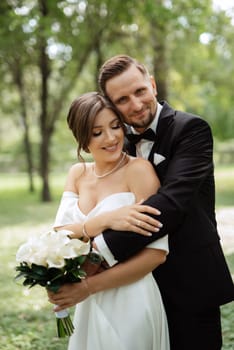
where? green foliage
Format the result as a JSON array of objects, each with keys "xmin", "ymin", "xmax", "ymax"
[
  {"xmin": 16, "ymin": 256, "xmax": 87, "ymax": 292},
  {"xmin": 0, "ymin": 0, "xmax": 234, "ymax": 201}
]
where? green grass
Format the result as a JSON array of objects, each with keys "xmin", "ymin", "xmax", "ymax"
[
  {"xmin": 0, "ymin": 169, "xmax": 233, "ymax": 349},
  {"xmin": 0, "ymin": 174, "xmax": 68, "ymax": 349},
  {"xmin": 215, "ymin": 165, "xmax": 234, "ymax": 208},
  {"xmin": 221, "ymin": 252, "xmax": 234, "ymax": 349}
]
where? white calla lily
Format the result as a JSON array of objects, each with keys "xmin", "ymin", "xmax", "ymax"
[{"xmin": 16, "ymin": 229, "xmax": 91, "ymax": 268}]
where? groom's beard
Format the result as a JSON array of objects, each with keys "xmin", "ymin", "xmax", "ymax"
[{"xmin": 128, "ymin": 110, "xmax": 155, "ymax": 130}]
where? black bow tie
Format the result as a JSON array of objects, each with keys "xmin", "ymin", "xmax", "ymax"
[{"xmin": 126, "ymin": 128, "xmax": 155, "ymax": 144}]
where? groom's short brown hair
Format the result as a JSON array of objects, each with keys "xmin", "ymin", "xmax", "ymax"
[{"xmin": 98, "ymin": 55, "xmax": 149, "ymax": 96}]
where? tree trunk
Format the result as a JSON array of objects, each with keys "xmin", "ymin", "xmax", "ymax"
[
  {"xmin": 40, "ymin": 131, "xmax": 51, "ymax": 202},
  {"xmin": 38, "ymin": 47, "xmax": 52, "ymax": 202},
  {"xmin": 22, "ymin": 115, "xmax": 35, "ymax": 192},
  {"xmin": 152, "ymin": 43, "xmax": 168, "ymax": 101},
  {"xmin": 148, "ymin": 1, "xmax": 169, "ymax": 101},
  {"xmin": 38, "ymin": 0, "xmax": 52, "ymax": 202},
  {"xmin": 11, "ymin": 60, "xmax": 35, "ymax": 192},
  {"xmin": 95, "ymin": 43, "xmax": 103, "ymax": 91}
]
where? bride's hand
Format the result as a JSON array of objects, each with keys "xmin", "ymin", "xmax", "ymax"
[
  {"xmin": 47, "ymin": 280, "xmax": 90, "ymax": 311},
  {"xmin": 105, "ymin": 200, "xmax": 162, "ymax": 236}
]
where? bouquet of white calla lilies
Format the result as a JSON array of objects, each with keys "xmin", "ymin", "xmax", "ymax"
[
  {"xmin": 15, "ymin": 229, "xmax": 101, "ymax": 338},
  {"xmin": 16, "ymin": 230, "xmax": 90, "ymax": 268}
]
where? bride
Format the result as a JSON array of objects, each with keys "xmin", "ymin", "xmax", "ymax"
[{"xmin": 48, "ymin": 92, "xmax": 170, "ymax": 350}]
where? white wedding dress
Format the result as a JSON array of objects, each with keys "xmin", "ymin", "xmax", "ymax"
[{"xmin": 54, "ymin": 191, "xmax": 170, "ymax": 350}]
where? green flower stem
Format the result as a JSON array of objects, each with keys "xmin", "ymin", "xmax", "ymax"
[
  {"xmin": 55, "ymin": 308, "xmax": 74, "ymax": 338},
  {"xmin": 56, "ymin": 315, "xmax": 74, "ymax": 338}
]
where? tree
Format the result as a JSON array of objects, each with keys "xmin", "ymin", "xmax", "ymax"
[
  {"xmin": 1, "ymin": 0, "xmax": 233, "ymax": 198},
  {"xmin": 0, "ymin": 0, "xmax": 139, "ymax": 200},
  {"xmin": 0, "ymin": 1, "xmax": 37, "ymax": 191}
]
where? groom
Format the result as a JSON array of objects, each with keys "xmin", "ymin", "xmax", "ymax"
[{"xmin": 94, "ymin": 55, "xmax": 234, "ymax": 350}]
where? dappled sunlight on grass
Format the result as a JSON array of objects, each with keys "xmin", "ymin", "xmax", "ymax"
[{"xmin": 0, "ymin": 174, "xmax": 62, "ymax": 227}]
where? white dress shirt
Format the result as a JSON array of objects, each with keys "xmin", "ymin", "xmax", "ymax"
[{"xmin": 134, "ymin": 102, "xmax": 162, "ymax": 159}]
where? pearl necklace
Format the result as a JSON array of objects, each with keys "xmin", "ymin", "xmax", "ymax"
[{"xmin": 93, "ymin": 152, "xmax": 127, "ymax": 179}]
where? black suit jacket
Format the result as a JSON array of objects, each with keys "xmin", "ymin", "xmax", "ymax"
[{"xmin": 102, "ymin": 101, "xmax": 234, "ymax": 311}]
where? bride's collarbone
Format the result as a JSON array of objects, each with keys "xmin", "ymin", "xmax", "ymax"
[
  {"xmin": 80, "ymin": 185, "xmax": 129, "ymax": 209},
  {"xmin": 78, "ymin": 167, "xmax": 130, "ymax": 208},
  {"xmin": 79, "ymin": 191, "xmax": 132, "ymax": 215}
]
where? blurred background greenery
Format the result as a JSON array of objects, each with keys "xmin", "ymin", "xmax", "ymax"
[
  {"xmin": 0, "ymin": 0, "xmax": 234, "ymax": 201},
  {"xmin": 0, "ymin": 0, "xmax": 233, "ymax": 349}
]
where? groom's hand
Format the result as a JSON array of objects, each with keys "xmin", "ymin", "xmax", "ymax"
[{"xmin": 105, "ymin": 202, "xmax": 162, "ymax": 236}]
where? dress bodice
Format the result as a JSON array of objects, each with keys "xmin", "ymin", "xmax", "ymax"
[
  {"xmin": 54, "ymin": 191, "xmax": 169, "ymax": 253},
  {"xmin": 54, "ymin": 191, "xmax": 136, "ymax": 225}
]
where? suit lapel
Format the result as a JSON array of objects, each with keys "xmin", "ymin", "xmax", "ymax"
[
  {"xmin": 156, "ymin": 101, "xmax": 175, "ymax": 141},
  {"xmin": 149, "ymin": 101, "xmax": 174, "ymax": 162}
]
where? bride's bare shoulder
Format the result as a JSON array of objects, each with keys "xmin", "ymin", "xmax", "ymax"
[
  {"xmin": 125, "ymin": 156, "xmax": 160, "ymax": 194},
  {"xmin": 66, "ymin": 162, "xmax": 93, "ymax": 182},
  {"xmin": 126, "ymin": 156, "xmax": 155, "ymax": 173}
]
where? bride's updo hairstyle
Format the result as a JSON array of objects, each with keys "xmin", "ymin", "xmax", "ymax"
[{"xmin": 67, "ymin": 92, "xmax": 125, "ymax": 162}]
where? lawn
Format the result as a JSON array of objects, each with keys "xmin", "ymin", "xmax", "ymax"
[{"xmin": 0, "ymin": 169, "xmax": 233, "ymax": 349}]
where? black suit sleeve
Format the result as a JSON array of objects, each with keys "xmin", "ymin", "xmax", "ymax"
[{"xmin": 102, "ymin": 117, "xmax": 214, "ymax": 262}]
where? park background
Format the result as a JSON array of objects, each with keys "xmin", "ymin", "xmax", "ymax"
[{"xmin": 0, "ymin": 0, "xmax": 233, "ymax": 349}]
